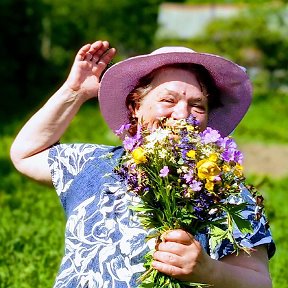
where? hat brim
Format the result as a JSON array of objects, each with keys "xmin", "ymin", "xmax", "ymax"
[{"xmin": 98, "ymin": 51, "xmax": 252, "ymax": 137}]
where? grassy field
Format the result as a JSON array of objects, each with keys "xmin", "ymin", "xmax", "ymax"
[{"xmin": 1, "ymin": 95, "xmax": 288, "ymax": 287}]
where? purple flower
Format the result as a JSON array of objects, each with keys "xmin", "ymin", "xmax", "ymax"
[
  {"xmin": 115, "ymin": 123, "xmax": 131, "ymax": 136},
  {"xmin": 186, "ymin": 114, "xmax": 199, "ymax": 126},
  {"xmin": 123, "ymin": 127, "xmax": 143, "ymax": 151},
  {"xmin": 123, "ymin": 137, "xmax": 137, "ymax": 151},
  {"xmin": 160, "ymin": 166, "xmax": 169, "ymax": 177},
  {"xmin": 213, "ymin": 176, "xmax": 221, "ymax": 182},
  {"xmin": 218, "ymin": 137, "xmax": 243, "ymax": 163},
  {"xmin": 222, "ymin": 149, "xmax": 234, "ymax": 162},
  {"xmin": 218, "ymin": 137, "xmax": 237, "ymax": 150},
  {"xmin": 221, "ymin": 147, "xmax": 243, "ymax": 164},
  {"xmin": 178, "ymin": 133, "xmax": 197, "ymax": 163},
  {"xmin": 190, "ymin": 180, "xmax": 202, "ymax": 191},
  {"xmin": 193, "ymin": 191, "xmax": 215, "ymax": 220},
  {"xmin": 183, "ymin": 170, "xmax": 194, "ymax": 184},
  {"xmin": 201, "ymin": 127, "xmax": 221, "ymax": 144},
  {"xmin": 234, "ymin": 150, "xmax": 244, "ymax": 164}
]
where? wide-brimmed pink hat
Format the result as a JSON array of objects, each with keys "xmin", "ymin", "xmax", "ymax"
[{"xmin": 98, "ymin": 46, "xmax": 252, "ymax": 137}]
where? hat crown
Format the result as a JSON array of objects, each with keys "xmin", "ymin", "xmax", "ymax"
[{"xmin": 150, "ymin": 46, "xmax": 196, "ymax": 55}]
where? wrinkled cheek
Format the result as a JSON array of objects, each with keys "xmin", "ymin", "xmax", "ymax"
[{"xmin": 144, "ymin": 106, "xmax": 169, "ymax": 123}]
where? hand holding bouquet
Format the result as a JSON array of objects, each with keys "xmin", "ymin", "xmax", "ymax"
[{"xmin": 116, "ymin": 115, "xmax": 260, "ymax": 288}]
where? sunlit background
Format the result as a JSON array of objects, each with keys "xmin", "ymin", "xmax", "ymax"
[{"xmin": 1, "ymin": 1, "xmax": 287, "ymax": 287}]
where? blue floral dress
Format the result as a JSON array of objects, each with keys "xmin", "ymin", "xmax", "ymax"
[{"xmin": 48, "ymin": 143, "xmax": 275, "ymax": 288}]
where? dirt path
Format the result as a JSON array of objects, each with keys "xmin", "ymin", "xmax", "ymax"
[{"xmin": 239, "ymin": 143, "xmax": 288, "ymax": 178}]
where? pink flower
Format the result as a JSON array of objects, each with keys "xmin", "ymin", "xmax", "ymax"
[{"xmin": 159, "ymin": 166, "xmax": 169, "ymax": 177}]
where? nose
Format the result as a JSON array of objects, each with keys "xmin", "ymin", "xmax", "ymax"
[{"xmin": 171, "ymin": 102, "xmax": 190, "ymax": 119}]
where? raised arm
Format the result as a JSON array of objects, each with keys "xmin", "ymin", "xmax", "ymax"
[{"xmin": 10, "ymin": 40, "xmax": 116, "ymax": 185}]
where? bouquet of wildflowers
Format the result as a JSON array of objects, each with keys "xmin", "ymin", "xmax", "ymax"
[{"xmin": 116, "ymin": 115, "xmax": 258, "ymax": 288}]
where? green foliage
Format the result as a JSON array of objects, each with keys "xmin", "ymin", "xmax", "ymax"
[
  {"xmin": 185, "ymin": 0, "xmax": 286, "ymax": 4},
  {"xmin": 200, "ymin": 3, "xmax": 288, "ymax": 74},
  {"xmin": 232, "ymin": 90, "xmax": 288, "ymax": 144},
  {"xmin": 156, "ymin": 3, "xmax": 288, "ymax": 94},
  {"xmin": 0, "ymin": 0, "xmax": 163, "ymax": 123},
  {"xmin": 0, "ymin": 0, "xmax": 49, "ymax": 121},
  {"xmin": 0, "ymin": 137, "xmax": 64, "ymax": 288},
  {"xmin": 61, "ymin": 102, "xmax": 121, "ymax": 145}
]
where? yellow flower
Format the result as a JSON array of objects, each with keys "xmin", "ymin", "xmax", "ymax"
[
  {"xmin": 234, "ymin": 163, "xmax": 243, "ymax": 177},
  {"xmin": 197, "ymin": 158, "xmax": 221, "ymax": 181},
  {"xmin": 186, "ymin": 125, "xmax": 195, "ymax": 132},
  {"xmin": 186, "ymin": 150, "xmax": 196, "ymax": 159},
  {"xmin": 132, "ymin": 147, "xmax": 147, "ymax": 164},
  {"xmin": 222, "ymin": 164, "xmax": 231, "ymax": 172},
  {"xmin": 208, "ymin": 153, "xmax": 218, "ymax": 162},
  {"xmin": 205, "ymin": 181, "xmax": 214, "ymax": 191}
]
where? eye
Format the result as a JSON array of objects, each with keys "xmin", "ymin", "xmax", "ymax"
[
  {"xmin": 190, "ymin": 103, "xmax": 207, "ymax": 114},
  {"xmin": 160, "ymin": 96, "xmax": 175, "ymax": 103}
]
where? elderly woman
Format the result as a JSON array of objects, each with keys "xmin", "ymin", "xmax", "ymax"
[{"xmin": 10, "ymin": 40, "xmax": 274, "ymax": 288}]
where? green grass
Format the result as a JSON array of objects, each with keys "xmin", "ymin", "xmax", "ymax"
[
  {"xmin": 232, "ymin": 91, "xmax": 288, "ymax": 144},
  {"xmin": 1, "ymin": 96, "xmax": 287, "ymax": 287},
  {"xmin": 248, "ymin": 175, "xmax": 288, "ymax": 288},
  {"xmin": 0, "ymin": 137, "xmax": 64, "ymax": 288}
]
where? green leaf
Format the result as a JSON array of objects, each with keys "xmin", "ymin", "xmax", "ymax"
[
  {"xmin": 230, "ymin": 212, "xmax": 253, "ymax": 235},
  {"xmin": 223, "ymin": 204, "xmax": 254, "ymax": 235},
  {"xmin": 209, "ymin": 225, "xmax": 229, "ymax": 251}
]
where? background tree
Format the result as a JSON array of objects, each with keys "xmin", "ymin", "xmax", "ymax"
[
  {"xmin": 0, "ymin": 0, "xmax": 47, "ymax": 121},
  {"xmin": 0, "ymin": 0, "xmax": 165, "ymax": 123},
  {"xmin": 156, "ymin": 2, "xmax": 288, "ymax": 96}
]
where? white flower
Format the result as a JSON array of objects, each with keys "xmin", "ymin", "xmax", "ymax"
[{"xmin": 145, "ymin": 129, "xmax": 170, "ymax": 148}]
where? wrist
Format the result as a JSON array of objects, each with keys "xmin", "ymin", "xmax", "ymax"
[
  {"xmin": 193, "ymin": 254, "xmax": 218, "ymax": 285},
  {"xmin": 60, "ymin": 83, "xmax": 90, "ymax": 104}
]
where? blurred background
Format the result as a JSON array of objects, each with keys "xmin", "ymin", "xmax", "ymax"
[{"xmin": 0, "ymin": 0, "xmax": 287, "ymax": 287}]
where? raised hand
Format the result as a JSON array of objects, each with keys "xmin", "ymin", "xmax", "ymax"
[{"xmin": 65, "ymin": 40, "xmax": 116, "ymax": 100}]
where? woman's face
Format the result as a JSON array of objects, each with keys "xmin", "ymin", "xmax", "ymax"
[{"xmin": 134, "ymin": 67, "xmax": 208, "ymax": 131}]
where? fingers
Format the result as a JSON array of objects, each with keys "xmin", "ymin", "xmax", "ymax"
[
  {"xmin": 96, "ymin": 47, "xmax": 116, "ymax": 70},
  {"xmin": 157, "ymin": 238, "xmax": 186, "ymax": 256},
  {"xmin": 85, "ymin": 40, "xmax": 109, "ymax": 62},
  {"xmin": 154, "ymin": 230, "xmax": 198, "ymax": 261},
  {"xmin": 153, "ymin": 230, "xmax": 195, "ymax": 267},
  {"xmin": 152, "ymin": 257, "xmax": 183, "ymax": 278},
  {"xmin": 76, "ymin": 40, "xmax": 116, "ymax": 68},
  {"xmin": 76, "ymin": 43, "xmax": 92, "ymax": 61},
  {"xmin": 153, "ymin": 250, "xmax": 183, "ymax": 268},
  {"xmin": 162, "ymin": 229, "xmax": 194, "ymax": 245},
  {"xmin": 152, "ymin": 250, "xmax": 192, "ymax": 279},
  {"xmin": 152, "ymin": 230, "xmax": 208, "ymax": 282}
]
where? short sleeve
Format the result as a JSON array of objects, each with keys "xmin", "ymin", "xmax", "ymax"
[
  {"xmin": 209, "ymin": 185, "xmax": 275, "ymax": 260},
  {"xmin": 48, "ymin": 143, "xmax": 100, "ymax": 196}
]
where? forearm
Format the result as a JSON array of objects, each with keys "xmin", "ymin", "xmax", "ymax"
[
  {"xmin": 203, "ymin": 257, "xmax": 272, "ymax": 288},
  {"xmin": 11, "ymin": 83, "xmax": 86, "ymax": 161}
]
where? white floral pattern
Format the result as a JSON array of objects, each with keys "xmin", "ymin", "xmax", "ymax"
[{"xmin": 48, "ymin": 144, "xmax": 275, "ymax": 288}]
